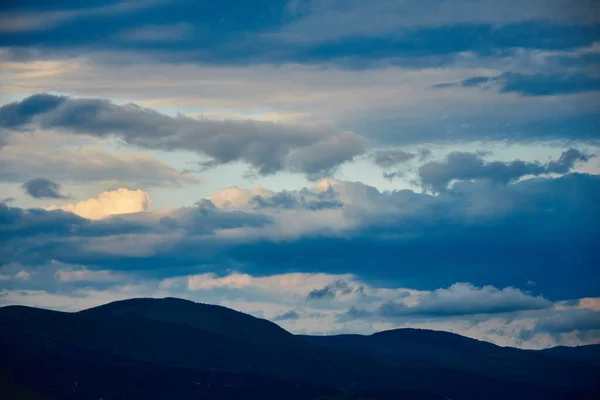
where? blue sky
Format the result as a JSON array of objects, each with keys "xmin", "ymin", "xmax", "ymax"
[{"xmin": 0, "ymin": 0, "xmax": 599, "ymax": 348}]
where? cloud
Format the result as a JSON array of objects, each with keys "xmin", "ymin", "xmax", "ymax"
[
  {"xmin": 1, "ymin": 173, "xmax": 598, "ymax": 300},
  {"xmin": 119, "ymin": 23, "xmax": 193, "ymax": 42},
  {"xmin": 3, "ymin": 52, "xmax": 599, "ymax": 148},
  {"xmin": 376, "ymin": 283, "xmax": 553, "ymax": 317},
  {"xmin": 368, "ymin": 149, "xmax": 416, "ymax": 168},
  {"xmin": 0, "ymin": 0, "xmax": 598, "ymax": 71},
  {"xmin": 434, "ymin": 72, "xmax": 600, "ymax": 96},
  {"xmin": 252, "ymin": 190, "xmax": 343, "ymax": 211},
  {"xmin": 0, "ymin": 263, "xmax": 597, "ymax": 348},
  {"xmin": 212, "ymin": 173, "xmax": 600, "ymax": 300},
  {"xmin": 418, "ymin": 149, "xmax": 590, "ymax": 191},
  {"xmin": 46, "ymin": 188, "xmax": 151, "ymax": 220},
  {"xmin": 0, "ymin": 0, "xmax": 162, "ymax": 33},
  {"xmin": 0, "ymin": 94, "xmax": 365, "ymax": 176},
  {"xmin": 273, "ymin": 309, "xmax": 301, "ymax": 321},
  {"xmin": 0, "ymin": 130, "xmax": 201, "ymax": 187},
  {"xmin": 382, "ymin": 171, "xmax": 405, "ymax": 181},
  {"xmin": 307, "ymin": 280, "xmax": 353, "ymax": 300},
  {"xmin": 22, "ymin": 177, "xmax": 68, "ymax": 199},
  {"xmin": 207, "ymin": 185, "xmax": 343, "ymax": 211},
  {"xmin": 533, "ymin": 309, "xmax": 600, "ymax": 334},
  {"xmin": 274, "ymin": 0, "xmax": 600, "ymax": 45},
  {"xmin": 56, "ymin": 267, "xmax": 126, "ymax": 283}
]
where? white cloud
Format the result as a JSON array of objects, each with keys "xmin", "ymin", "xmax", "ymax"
[
  {"xmin": 15, "ymin": 271, "xmax": 31, "ymax": 280},
  {"xmin": 208, "ymin": 186, "xmax": 274, "ymax": 209},
  {"xmin": 47, "ymin": 188, "xmax": 152, "ymax": 219},
  {"xmin": 56, "ymin": 268, "xmax": 125, "ymax": 283},
  {"xmin": 1, "ymin": 270, "xmax": 597, "ymax": 349}
]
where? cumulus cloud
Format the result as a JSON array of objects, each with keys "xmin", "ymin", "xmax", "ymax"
[
  {"xmin": 0, "ymin": 94, "xmax": 365, "ymax": 176},
  {"xmin": 419, "ymin": 149, "xmax": 590, "ymax": 191},
  {"xmin": 22, "ymin": 177, "xmax": 68, "ymax": 199},
  {"xmin": 47, "ymin": 188, "xmax": 152, "ymax": 220},
  {"xmin": 376, "ymin": 283, "xmax": 553, "ymax": 317},
  {"xmin": 208, "ymin": 186, "xmax": 274, "ymax": 209}
]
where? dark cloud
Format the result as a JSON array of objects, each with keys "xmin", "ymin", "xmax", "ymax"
[
  {"xmin": 225, "ymin": 174, "xmax": 600, "ymax": 300},
  {"xmin": 339, "ymin": 306, "xmax": 374, "ymax": 321},
  {"xmin": 0, "ymin": 94, "xmax": 365, "ymax": 177},
  {"xmin": 251, "ymin": 189, "xmax": 343, "ymax": 211},
  {"xmin": 369, "ymin": 149, "xmax": 416, "ymax": 168},
  {"xmin": 0, "ymin": 93, "xmax": 67, "ymax": 128},
  {"xmin": 418, "ymin": 148, "xmax": 432, "ymax": 161},
  {"xmin": 533, "ymin": 309, "xmax": 600, "ymax": 334},
  {"xmin": 418, "ymin": 149, "xmax": 589, "ymax": 192},
  {"xmin": 350, "ymin": 113, "xmax": 600, "ymax": 146},
  {"xmin": 546, "ymin": 148, "xmax": 592, "ymax": 174},
  {"xmin": 22, "ymin": 177, "xmax": 68, "ymax": 199},
  {"xmin": 307, "ymin": 280, "xmax": 352, "ymax": 300},
  {"xmin": 0, "ymin": 201, "xmax": 150, "ymax": 241},
  {"xmin": 434, "ymin": 72, "xmax": 600, "ymax": 96},
  {"xmin": 1, "ymin": 173, "xmax": 598, "ymax": 300},
  {"xmin": 273, "ymin": 309, "xmax": 301, "ymax": 321},
  {"xmin": 0, "ymin": 0, "xmax": 598, "ymax": 66},
  {"xmin": 382, "ymin": 171, "xmax": 404, "ymax": 181}
]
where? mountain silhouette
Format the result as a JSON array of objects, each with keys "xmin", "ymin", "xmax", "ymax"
[
  {"xmin": 1, "ymin": 297, "xmax": 599, "ymax": 400},
  {"xmin": 541, "ymin": 344, "xmax": 600, "ymax": 366}
]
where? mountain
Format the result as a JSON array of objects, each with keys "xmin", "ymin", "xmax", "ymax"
[
  {"xmin": 541, "ymin": 344, "xmax": 600, "ymax": 366},
  {"xmin": 1, "ymin": 298, "xmax": 599, "ymax": 400},
  {"xmin": 79, "ymin": 297, "xmax": 297, "ymax": 348},
  {"xmin": 300, "ymin": 329, "xmax": 600, "ymax": 392}
]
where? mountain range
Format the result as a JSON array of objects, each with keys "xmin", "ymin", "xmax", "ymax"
[{"xmin": 1, "ymin": 297, "xmax": 598, "ymax": 400}]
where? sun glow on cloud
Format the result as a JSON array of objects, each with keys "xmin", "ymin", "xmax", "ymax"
[{"xmin": 47, "ymin": 188, "xmax": 152, "ymax": 220}]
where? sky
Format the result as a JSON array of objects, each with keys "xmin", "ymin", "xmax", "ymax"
[{"xmin": 0, "ymin": 0, "xmax": 599, "ymax": 349}]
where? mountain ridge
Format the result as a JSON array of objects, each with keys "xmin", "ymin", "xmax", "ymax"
[{"xmin": 1, "ymin": 297, "xmax": 599, "ymax": 400}]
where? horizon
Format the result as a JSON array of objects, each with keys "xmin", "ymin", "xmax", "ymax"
[
  {"xmin": 3, "ymin": 295, "xmax": 594, "ymax": 350},
  {"xmin": 1, "ymin": 0, "xmax": 599, "ymax": 352}
]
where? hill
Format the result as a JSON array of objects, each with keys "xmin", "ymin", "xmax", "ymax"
[
  {"xmin": 541, "ymin": 344, "xmax": 600, "ymax": 366},
  {"xmin": 1, "ymin": 298, "xmax": 599, "ymax": 400}
]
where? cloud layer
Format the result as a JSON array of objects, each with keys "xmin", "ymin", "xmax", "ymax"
[
  {"xmin": 1, "ymin": 171, "xmax": 598, "ymax": 300},
  {"xmin": 1, "ymin": 94, "xmax": 365, "ymax": 177}
]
